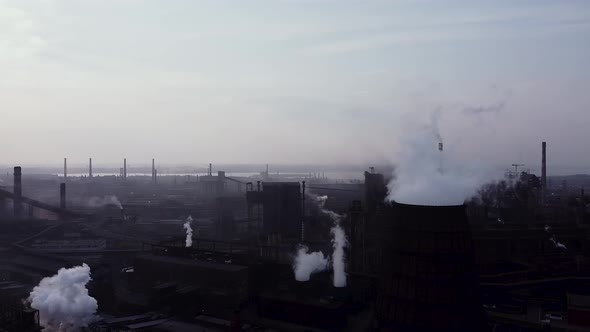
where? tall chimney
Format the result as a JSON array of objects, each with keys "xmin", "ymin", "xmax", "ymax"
[
  {"xmin": 209, "ymin": 163, "xmax": 212, "ymax": 176},
  {"xmin": 301, "ymin": 181, "xmax": 306, "ymax": 242},
  {"xmin": 13, "ymin": 166, "xmax": 22, "ymax": 217},
  {"xmin": 542, "ymin": 142, "xmax": 547, "ymax": 189},
  {"xmin": 123, "ymin": 158, "xmax": 127, "ymax": 180},
  {"xmin": 152, "ymin": 158, "xmax": 155, "ymax": 184},
  {"xmin": 89, "ymin": 158, "xmax": 93, "ymax": 178},
  {"xmin": 60, "ymin": 183, "xmax": 66, "ymax": 210},
  {"xmin": 63, "ymin": 158, "xmax": 67, "ymax": 182}
]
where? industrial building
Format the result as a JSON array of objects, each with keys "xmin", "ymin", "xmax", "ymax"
[{"xmin": 2, "ymin": 143, "xmax": 590, "ymax": 331}]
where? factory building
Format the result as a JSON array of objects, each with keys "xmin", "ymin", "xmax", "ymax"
[
  {"xmin": 132, "ymin": 253, "xmax": 250, "ymax": 316},
  {"xmin": 246, "ymin": 182, "xmax": 303, "ymax": 243}
]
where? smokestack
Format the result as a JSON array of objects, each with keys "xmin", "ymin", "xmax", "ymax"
[
  {"xmin": 152, "ymin": 158, "xmax": 156, "ymax": 183},
  {"xmin": 60, "ymin": 183, "xmax": 66, "ymax": 210},
  {"xmin": 123, "ymin": 158, "xmax": 127, "ymax": 180},
  {"xmin": 154, "ymin": 169, "xmax": 157, "ymax": 184},
  {"xmin": 209, "ymin": 163, "xmax": 212, "ymax": 176},
  {"xmin": 13, "ymin": 166, "xmax": 22, "ymax": 217},
  {"xmin": 301, "ymin": 181, "xmax": 306, "ymax": 242},
  {"xmin": 542, "ymin": 142, "xmax": 547, "ymax": 190},
  {"xmin": 89, "ymin": 158, "xmax": 93, "ymax": 178},
  {"xmin": 63, "ymin": 158, "xmax": 67, "ymax": 182}
]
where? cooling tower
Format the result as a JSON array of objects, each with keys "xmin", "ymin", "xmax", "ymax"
[{"xmin": 376, "ymin": 202, "xmax": 485, "ymax": 332}]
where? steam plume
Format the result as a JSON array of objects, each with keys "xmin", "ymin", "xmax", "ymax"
[
  {"xmin": 27, "ymin": 263, "xmax": 98, "ymax": 332},
  {"xmin": 293, "ymin": 245, "xmax": 329, "ymax": 281},
  {"xmin": 387, "ymin": 113, "xmax": 495, "ymax": 206},
  {"xmin": 309, "ymin": 194, "xmax": 349, "ymax": 287},
  {"xmin": 330, "ymin": 220, "xmax": 348, "ymax": 287},
  {"xmin": 545, "ymin": 225, "xmax": 567, "ymax": 250},
  {"xmin": 183, "ymin": 215, "xmax": 193, "ymax": 247},
  {"xmin": 87, "ymin": 196, "xmax": 122, "ymax": 210},
  {"xmin": 315, "ymin": 195, "xmax": 328, "ymax": 209}
]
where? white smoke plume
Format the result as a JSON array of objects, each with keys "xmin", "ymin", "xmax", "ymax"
[
  {"xmin": 183, "ymin": 215, "xmax": 193, "ymax": 247},
  {"xmin": 330, "ymin": 221, "xmax": 348, "ymax": 287},
  {"xmin": 293, "ymin": 245, "xmax": 330, "ymax": 281},
  {"xmin": 546, "ymin": 225, "xmax": 567, "ymax": 251},
  {"xmin": 87, "ymin": 196, "xmax": 123, "ymax": 210},
  {"xmin": 27, "ymin": 263, "xmax": 98, "ymax": 332},
  {"xmin": 315, "ymin": 195, "xmax": 328, "ymax": 209},
  {"xmin": 386, "ymin": 113, "xmax": 497, "ymax": 206},
  {"xmin": 549, "ymin": 237, "xmax": 567, "ymax": 250},
  {"xmin": 308, "ymin": 193, "xmax": 349, "ymax": 287}
]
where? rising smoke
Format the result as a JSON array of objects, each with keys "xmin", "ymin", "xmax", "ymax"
[
  {"xmin": 330, "ymin": 217, "xmax": 348, "ymax": 287},
  {"xmin": 293, "ymin": 245, "xmax": 330, "ymax": 282},
  {"xmin": 87, "ymin": 196, "xmax": 123, "ymax": 209},
  {"xmin": 386, "ymin": 111, "xmax": 497, "ymax": 206},
  {"xmin": 544, "ymin": 225, "xmax": 567, "ymax": 251},
  {"xmin": 303, "ymin": 194, "xmax": 348, "ymax": 287},
  {"xmin": 27, "ymin": 263, "xmax": 98, "ymax": 332},
  {"xmin": 183, "ymin": 215, "xmax": 193, "ymax": 247},
  {"xmin": 315, "ymin": 195, "xmax": 328, "ymax": 209}
]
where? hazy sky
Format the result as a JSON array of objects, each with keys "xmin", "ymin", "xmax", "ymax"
[{"xmin": 1, "ymin": 0, "xmax": 589, "ymax": 174}]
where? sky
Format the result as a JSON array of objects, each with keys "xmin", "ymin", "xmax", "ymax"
[{"xmin": 1, "ymin": 0, "xmax": 589, "ymax": 174}]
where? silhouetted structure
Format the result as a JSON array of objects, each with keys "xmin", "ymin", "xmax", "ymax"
[
  {"xmin": 13, "ymin": 166, "xmax": 22, "ymax": 218},
  {"xmin": 247, "ymin": 182, "xmax": 303, "ymax": 242},
  {"xmin": 60, "ymin": 183, "xmax": 66, "ymax": 211},
  {"xmin": 542, "ymin": 141, "xmax": 547, "ymax": 190},
  {"xmin": 364, "ymin": 170, "xmax": 387, "ymax": 217},
  {"xmin": 0, "ymin": 304, "xmax": 40, "ymax": 332},
  {"xmin": 376, "ymin": 202, "xmax": 485, "ymax": 332}
]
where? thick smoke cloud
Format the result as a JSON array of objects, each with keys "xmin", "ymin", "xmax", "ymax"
[
  {"xmin": 386, "ymin": 112, "xmax": 497, "ymax": 206},
  {"xmin": 293, "ymin": 245, "xmax": 329, "ymax": 281},
  {"xmin": 27, "ymin": 263, "xmax": 98, "ymax": 332},
  {"xmin": 183, "ymin": 215, "xmax": 193, "ymax": 247},
  {"xmin": 86, "ymin": 196, "xmax": 122, "ymax": 209}
]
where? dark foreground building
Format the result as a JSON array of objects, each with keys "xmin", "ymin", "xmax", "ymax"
[{"xmin": 376, "ymin": 202, "xmax": 485, "ymax": 332}]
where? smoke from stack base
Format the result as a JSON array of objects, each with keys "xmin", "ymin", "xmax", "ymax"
[
  {"xmin": 293, "ymin": 245, "xmax": 329, "ymax": 282},
  {"xmin": 27, "ymin": 263, "xmax": 98, "ymax": 332},
  {"xmin": 545, "ymin": 225, "xmax": 567, "ymax": 250},
  {"xmin": 307, "ymin": 193, "xmax": 349, "ymax": 287}
]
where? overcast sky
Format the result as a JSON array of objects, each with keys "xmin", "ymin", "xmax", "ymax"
[{"xmin": 1, "ymin": 0, "xmax": 589, "ymax": 174}]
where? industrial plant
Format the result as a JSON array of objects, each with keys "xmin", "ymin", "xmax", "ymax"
[{"xmin": 0, "ymin": 141, "xmax": 589, "ymax": 332}]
